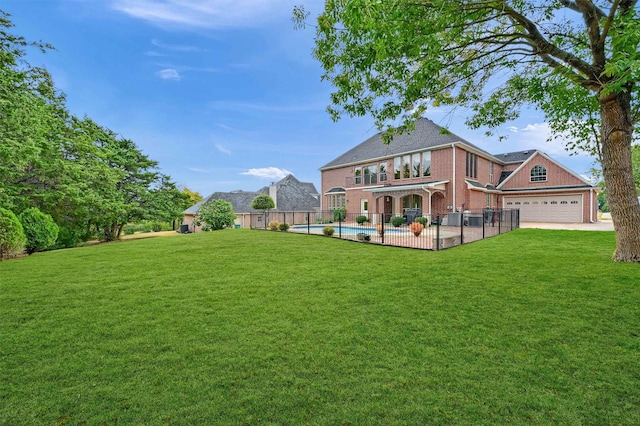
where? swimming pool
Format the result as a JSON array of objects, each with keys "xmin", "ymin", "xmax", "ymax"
[{"xmin": 291, "ymin": 225, "xmax": 406, "ymax": 235}]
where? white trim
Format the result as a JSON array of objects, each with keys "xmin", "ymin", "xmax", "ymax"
[{"xmin": 362, "ymin": 180, "xmax": 449, "ymax": 193}]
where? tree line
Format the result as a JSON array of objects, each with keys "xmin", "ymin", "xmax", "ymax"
[{"xmin": 0, "ymin": 11, "xmax": 196, "ymax": 257}]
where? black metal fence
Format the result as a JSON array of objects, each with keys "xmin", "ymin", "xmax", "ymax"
[{"xmin": 250, "ymin": 209, "xmax": 519, "ymax": 251}]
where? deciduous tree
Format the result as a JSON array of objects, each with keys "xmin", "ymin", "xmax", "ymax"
[{"xmin": 295, "ymin": 0, "xmax": 640, "ymax": 262}]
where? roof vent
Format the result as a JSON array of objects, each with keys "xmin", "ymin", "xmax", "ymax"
[{"xmin": 523, "ymin": 151, "xmax": 529, "ymax": 154}]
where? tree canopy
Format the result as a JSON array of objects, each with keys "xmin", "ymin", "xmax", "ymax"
[
  {"xmin": 0, "ymin": 10, "xmax": 187, "ymax": 246},
  {"xmin": 295, "ymin": 0, "xmax": 640, "ymax": 262}
]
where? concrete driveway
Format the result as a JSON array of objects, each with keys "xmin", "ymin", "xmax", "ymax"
[{"xmin": 520, "ymin": 220, "xmax": 614, "ymax": 231}]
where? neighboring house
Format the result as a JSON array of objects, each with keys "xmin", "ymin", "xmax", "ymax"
[
  {"xmin": 183, "ymin": 174, "xmax": 320, "ymax": 231},
  {"xmin": 320, "ymin": 117, "xmax": 599, "ymax": 223}
]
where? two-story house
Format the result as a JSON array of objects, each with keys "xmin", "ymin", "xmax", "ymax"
[{"xmin": 320, "ymin": 117, "xmax": 598, "ymax": 223}]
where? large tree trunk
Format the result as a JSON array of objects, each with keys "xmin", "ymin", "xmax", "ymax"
[{"xmin": 599, "ymin": 92, "xmax": 640, "ymax": 262}]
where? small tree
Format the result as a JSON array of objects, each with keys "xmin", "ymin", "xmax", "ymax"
[
  {"xmin": 194, "ymin": 199, "xmax": 236, "ymax": 231},
  {"xmin": 0, "ymin": 208, "xmax": 26, "ymax": 260},
  {"xmin": 252, "ymin": 194, "xmax": 275, "ymax": 211},
  {"xmin": 251, "ymin": 194, "xmax": 275, "ymax": 227},
  {"xmin": 18, "ymin": 208, "xmax": 59, "ymax": 254}
]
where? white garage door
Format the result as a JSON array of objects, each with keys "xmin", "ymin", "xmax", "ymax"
[{"xmin": 504, "ymin": 194, "xmax": 583, "ymax": 223}]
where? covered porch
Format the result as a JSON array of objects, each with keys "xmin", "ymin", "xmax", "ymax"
[{"xmin": 364, "ymin": 180, "xmax": 449, "ymax": 223}]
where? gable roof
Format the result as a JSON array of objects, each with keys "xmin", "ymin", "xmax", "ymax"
[
  {"xmin": 497, "ymin": 150, "xmax": 593, "ymax": 189},
  {"xmin": 184, "ymin": 174, "xmax": 319, "ymax": 215},
  {"xmin": 320, "ymin": 117, "xmax": 494, "ymax": 170},
  {"xmin": 493, "ymin": 150, "xmax": 537, "ymax": 164}
]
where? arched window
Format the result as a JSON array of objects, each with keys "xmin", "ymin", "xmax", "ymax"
[{"xmin": 530, "ymin": 165, "xmax": 547, "ymax": 182}]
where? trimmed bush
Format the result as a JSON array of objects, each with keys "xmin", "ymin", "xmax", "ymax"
[
  {"xmin": 355, "ymin": 215, "xmax": 369, "ymax": 224},
  {"xmin": 414, "ymin": 216, "xmax": 428, "ymax": 226},
  {"xmin": 18, "ymin": 208, "xmax": 59, "ymax": 254},
  {"xmin": 323, "ymin": 226, "xmax": 335, "ymax": 236},
  {"xmin": 268, "ymin": 220, "xmax": 280, "ymax": 231},
  {"xmin": 0, "ymin": 208, "xmax": 26, "ymax": 260},
  {"xmin": 278, "ymin": 222, "xmax": 290, "ymax": 231},
  {"xmin": 391, "ymin": 216, "xmax": 405, "ymax": 227}
]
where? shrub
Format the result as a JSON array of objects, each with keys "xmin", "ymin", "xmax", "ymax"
[
  {"xmin": 123, "ymin": 224, "xmax": 137, "ymax": 235},
  {"xmin": 0, "ymin": 208, "xmax": 26, "ymax": 260},
  {"xmin": 194, "ymin": 199, "xmax": 236, "ymax": 231},
  {"xmin": 391, "ymin": 216, "xmax": 405, "ymax": 227},
  {"xmin": 278, "ymin": 222, "xmax": 290, "ymax": 231},
  {"xmin": 355, "ymin": 215, "xmax": 369, "ymax": 224},
  {"xmin": 151, "ymin": 222, "xmax": 163, "ymax": 232},
  {"xmin": 18, "ymin": 208, "xmax": 59, "ymax": 254},
  {"xmin": 268, "ymin": 220, "xmax": 280, "ymax": 231},
  {"xmin": 53, "ymin": 225, "xmax": 88, "ymax": 249},
  {"xmin": 333, "ymin": 207, "xmax": 346, "ymax": 222},
  {"xmin": 323, "ymin": 226, "xmax": 335, "ymax": 236},
  {"xmin": 414, "ymin": 216, "xmax": 428, "ymax": 226}
]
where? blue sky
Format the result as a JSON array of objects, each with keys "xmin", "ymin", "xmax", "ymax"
[{"xmin": 4, "ymin": 0, "xmax": 598, "ymax": 196}]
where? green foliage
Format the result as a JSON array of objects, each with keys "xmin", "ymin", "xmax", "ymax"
[
  {"xmin": 333, "ymin": 207, "xmax": 346, "ymax": 222},
  {"xmin": 390, "ymin": 216, "xmax": 405, "ymax": 227},
  {"xmin": 278, "ymin": 222, "xmax": 290, "ymax": 231},
  {"xmin": 0, "ymin": 13, "xmax": 184, "ymax": 248},
  {"xmin": 123, "ymin": 225, "xmax": 137, "ymax": 235},
  {"xmin": 0, "ymin": 208, "xmax": 26, "ymax": 260},
  {"xmin": 194, "ymin": 199, "xmax": 236, "ymax": 231},
  {"xmin": 251, "ymin": 194, "xmax": 275, "ymax": 211},
  {"xmin": 414, "ymin": 216, "xmax": 428, "ymax": 226},
  {"xmin": 18, "ymin": 208, "xmax": 58, "ymax": 254},
  {"xmin": 355, "ymin": 215, "xmax": 369, "ymax": 224},
  {"xmin": 322, "ymin": 225, "xmax": 335, "ymax": 236}
]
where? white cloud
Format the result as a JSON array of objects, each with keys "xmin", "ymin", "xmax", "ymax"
[
  {"xmin": 156, "ymin": 68, "xmax": 181, "ymax": 80},
  {"xmin": 110, "ymin": 0, "xmax": 297, "ymax": 29},
  {"xmin": 241, "ymin": 167, "xmax": 293, "ymax": 180},
  {"xmin": 187, "ymin": 167, "xmax": 213, "ymax": 174},
  {"xmin": 215, "ymin": 144, "xmax": 231, "ymax": 155},
  {"xmin": 151, "ymin": 39, "xmax": 204, "ymax": 52}
]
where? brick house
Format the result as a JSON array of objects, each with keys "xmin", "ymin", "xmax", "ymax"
[
  {"xmin": 320, "ymin": 117, "xmax": 599, "ymax": 223},
  {"xmin": 183, "ymin": 174, "xmax": 320, "ymax": 231}
]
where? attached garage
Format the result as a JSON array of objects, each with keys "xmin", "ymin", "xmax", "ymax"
[{"xmin": 504, "ymin": 194, "xmax": 583, "ymax": 223}]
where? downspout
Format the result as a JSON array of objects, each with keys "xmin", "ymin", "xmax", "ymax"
[{"xmin": 590, "ymin": 188, "xmax": 594, "ymax": 223}]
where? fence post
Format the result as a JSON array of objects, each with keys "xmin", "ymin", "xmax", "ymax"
[
  {"xmin": 436, "ymin": 214, "xmax": 441, "ymax": 251},
  {"xmin": 498, "ymin": 210, "xmax": 502, "ymax": 234},
  {"xmin": 307, "ymin": 212, "xmax": 310, "ymax": 234},
  {"xmin": 460, "ymin": 212, "xmax": 464, "ymax": 245},
  {"xmin": 380, "ymin": 213, "xmax": 385, "ymax": 244}
]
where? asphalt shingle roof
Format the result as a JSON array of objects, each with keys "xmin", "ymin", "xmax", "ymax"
[
  {"xmin": 184, "ymin": 175, "xmax": 319, "ymax": 215},
  {"xmin": 320, "ymin": 117, "xmax": 493, "ymax": 170}
]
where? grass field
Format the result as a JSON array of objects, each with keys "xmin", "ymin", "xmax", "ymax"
[{"xmin": 1, "ymin": 229, "xmax": 639, "ymax": 424}]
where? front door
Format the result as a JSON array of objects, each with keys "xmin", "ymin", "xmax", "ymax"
[
  {"xmin": 383, "ymin": 196, "xmax": 393, "ymax": 222},
  {"xmin": 361, "ymin": 199, "xmax": 369, "ymax": 216}
]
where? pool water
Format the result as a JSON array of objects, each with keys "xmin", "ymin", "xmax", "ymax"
[{"xmin": 291, "ymin": 225, "xmax": 406, "ymax": 234}]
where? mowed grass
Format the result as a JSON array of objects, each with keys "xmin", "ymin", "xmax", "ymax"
[{"xmin": 1, "ymin": 229, "xmax": 639, "ymax": 424}]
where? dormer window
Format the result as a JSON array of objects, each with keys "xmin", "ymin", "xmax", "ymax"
[{"xmin": 530, "ymin": 165, "xmax": 547, "ymax": 182}]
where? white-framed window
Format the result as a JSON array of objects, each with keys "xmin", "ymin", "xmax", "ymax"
[
  {"xmin": 379, "ymin": 162, "xmax": 387, "ymax": 182},
  {"xmin": 355, "ymin": 167, "xmax": 362, "ymax": 185},
  {"xmin": 489, "ymin": 161, "xmax": 494, "ymax": 183},
  {"xmin": 327, "ymin": 194, "xmax": 346, "ymax": 209},
  {"xmin": 422, "ymin": 151, "xmax": 431, "ymax": 177},
  {"xmin": 364, "ymin": 165, "xmax": 377, "ymax": 185},
  {"xmin": 530, "ymin": 165, "xmax": 547, "ymax": 182},
  {"xmin": 394, "ymin": 157, "xmax": 401, "ymax": 179}
]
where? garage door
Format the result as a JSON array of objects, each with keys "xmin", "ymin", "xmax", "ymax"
[{"xmin": 504, "ymin": 194, "xmax": 582, "ymax": 222}]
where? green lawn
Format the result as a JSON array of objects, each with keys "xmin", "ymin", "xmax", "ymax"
[{"xmin": 1, "ymin": 229, "xmax": 639, "ymax": 424}]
